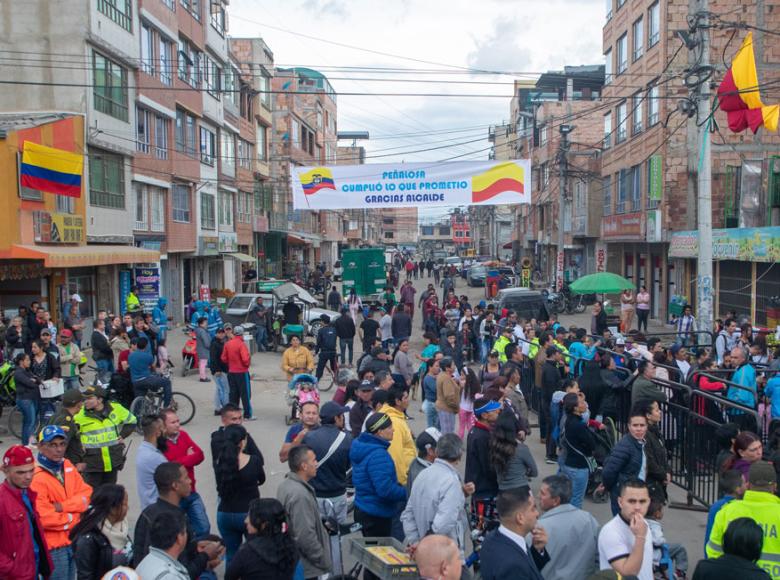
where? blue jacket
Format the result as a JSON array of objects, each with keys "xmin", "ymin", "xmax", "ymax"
[
  {"xmin": 350, "ymin": 432, "xmax": 407, "ymax": 518},
  {"xmin": 152, "ymin": 297, "xmax": 168, "ymax": 340},
  {"xmin": 207, "ymin": 308, "xmax": 223, "ymax": 338},
  {"xmin": 568, "ymin": 341, "xmax": 596, "ymax": 376},
  {"xmin": 728, "ymin": 363, "xmax": 756, "ymax": 408},
  {"xmin": 765, "ymin": 376, "xmax": 780, "ymax": 419},
  {"xmin": 601, "ymin": 434, "xmax": 646, "ymax": 493},
  {"xmin": 302, "ymin": 424, "xmax": 352, "ymax": 497}
]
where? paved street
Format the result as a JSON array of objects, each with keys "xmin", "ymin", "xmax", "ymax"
[{"xmin": 0, "ymin": 274, "xmax": 708, "ymax": 574}]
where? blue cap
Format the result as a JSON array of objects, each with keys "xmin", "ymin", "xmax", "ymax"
[
  {"xmin": 474, "ymin": 398, "xmax": 502, "ymax": 416},
  {"xmin": 39, "ymin": 425, "xmax": 67, "ymax": 443}
]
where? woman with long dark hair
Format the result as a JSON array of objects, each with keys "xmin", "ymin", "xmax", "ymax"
[
  {"xmin": 721, "ymin": 431, "xmax": 763, "ymax": 480},
  {"xmin": 560, "ymin": 392, "xmax": 596, "ymax": 508},
  {"xmin": 71, "ymin": 484, "xmax": 132, "ymax": 580},
  {"xmin": 489, "ymin": 409, "xmax": 537, "ymax": 491},
  {"xmin": 14, "ymin": 352, "xmax": 42, "ymax": 445},
  {"xmin": 480, "ymin": 350, "xmax": 502, "ymax": 391},
  {"xmin": 458, "ymin": 367, "xmax": 481, "ymax": 438},
  {"xmin": 215, "ymin": 424, "xmax": 266, "ymax": 564},
  {"xmin": 225, "ymin": 498, "xmax": 299, "ymax": 580}
]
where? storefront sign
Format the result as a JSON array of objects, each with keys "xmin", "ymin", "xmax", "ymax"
[
  {"xmin": 253, "ymin": 215, "xmax": 269, "ymax": 233},
  {"xmin": 291, "ymin": 160, "xmax": 532, "ymax": 209},
  {"xmin": 199, "ymin": 284, "xmax": 211, "ymax": 301},
  {"xmin": 601, "ymin": 212, "xmax": 643, "ymax": 239},
  {"xmin": 595, "ymin": 242, "xmax": 607, "ymax": 272},
  {"xmin": 119, "ymin": 270, "xmax": 132, "ymax": 312},
  {"xmin": 646, "ymin": 209, "xmax": 662, "ymax": 243},
  {"xmin": 198, "ymin": 236, "xmax": 219, "ymax": 256},
  {"xmin": 648, "ymin": 155, "xmax": 663, "ymax": 202},
  {"xmin": 218, "ymin": 232, "xmax": 238, "ymax": 253},
  {"xmin": 33, "ymin": 211, "xmax": 84, "ymax": 243},
  {"xmin": 669, "ymin": 226, "xmax": 780, "ymax": 262},
  {"xmin": 134, "ymin": 267, "xmax": 160, "ymax": 311}
]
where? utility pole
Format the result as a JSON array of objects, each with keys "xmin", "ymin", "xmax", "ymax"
[
  {"xmin": 557, "ymin": 125, "xmax": 574, "ymax": 291},
  {"xmin": 695, "ymin": 7, "xmax": 714, "ymax": 338}
]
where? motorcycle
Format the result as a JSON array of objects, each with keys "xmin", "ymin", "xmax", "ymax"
[{"xmin": 181, "ymin": 329, "xmax": 198, "ymax": 377}]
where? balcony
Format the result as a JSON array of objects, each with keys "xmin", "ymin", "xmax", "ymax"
[{"xmin": 269, "ymin": 212, "xmax": 287, "ymax": 232}]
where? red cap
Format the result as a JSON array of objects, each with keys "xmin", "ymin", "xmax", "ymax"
[
  {"xmin": 3, "ymin": 445, "xmax": 34, "ymax": 467},
  {"xmin": 60, "ymin": 329, "xmax": 73, "ymax": 338}
]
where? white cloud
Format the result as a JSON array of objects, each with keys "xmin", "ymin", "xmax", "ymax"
[
  {"xmin": 300, "ymin": 0, "xmax": 349, "ymax": 18},
  {"xmin": 467, "ymin": 18, "xmax": 533, "ymax": 73}
]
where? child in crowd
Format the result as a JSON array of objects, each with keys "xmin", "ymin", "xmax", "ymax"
[{"xmin": 646, "ymin": 496, "xmax": 689, "ymax": 579}]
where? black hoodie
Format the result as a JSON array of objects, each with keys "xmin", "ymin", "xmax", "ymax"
[{"xmin": 225, "ymin": 534, "xmax": 298, "ymax": 580}]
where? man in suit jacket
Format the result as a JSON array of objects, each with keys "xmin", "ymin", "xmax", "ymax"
[{"xmin": 479, "ymin": 487, "xmax": 550, "ymax": 580}]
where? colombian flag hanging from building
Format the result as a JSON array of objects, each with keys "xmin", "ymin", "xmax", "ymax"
[
  {"xmin": 717, "ymin": 32, "xmax": 779, "ymax": 134},
  {"xmin": 20, "ymin": 141, "xmax": 83, "ymax": 197}
]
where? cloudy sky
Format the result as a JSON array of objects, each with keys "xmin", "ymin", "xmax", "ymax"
[{"xmin": 229, "ymin": 0, "xmax": 605, "ymax": 217}]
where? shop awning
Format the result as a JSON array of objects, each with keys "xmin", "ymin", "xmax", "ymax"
[
  {"xmin": 2, "ymin": 244, "xmax": 160, "ymax": 267},
  {"xmin": 226, "ymin": 252, "xmax": 256, "ymax": 263}
]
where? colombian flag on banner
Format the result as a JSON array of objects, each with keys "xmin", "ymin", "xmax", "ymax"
[
  {"xmin": 20, "ymin": 141, "xmax": 83, "ymax": 197},
  {"xmin": 471, "ymin": 162, "xmax": 524, "ymax": 203},
  {"xmin": 299, "ymin": 167, "xmax": 336, "ymax": 195},
  {"xmin": 717, "ymin": 32, "xmax": 779, "ymax": 134}
]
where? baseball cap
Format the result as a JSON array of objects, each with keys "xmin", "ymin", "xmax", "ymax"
[
  {"xmin": 223, "ymin": 322, "xmax": 233, "ymax": 331},
  {"xmin": 415, "ymin": 427, "xmax": 441, "ymax": 454},
  {"xmin": 70, "ymin": 293, "xmax": 83, "ymax": 303},
  {"xmin": 358, "ymin": 380, "xmax": 375, "ymax": 391},
  {"xmin": 234, "ymin": 325, "xmax": 244, "ymax": 334},
  {"xmin": 615, "ymin": 337, "xmax": 626, "ymax": 346},
  {"xmin": 748, "ymin": 460, "xmax": 777, "ymax": 486},
  {"xmin": 39, "ymin": 425, "xmax": 67, "ymax": 443},
  {"xmin": 474, "ymin": 398, "xmax": 502, "ymax": 416},
  {"xmin": 670, "ymin": 343, "xmax": 683, "ymax": 355},
  {"xmin": 60, "ymin": 328, "xmax": 73, "ymax": 338},
  {"xmin": 320, "ymin": 401, "xmax": 349, "ymax": 421},
  {"xmin": 216, "ymin": 327, "xmax": 226, "ymax": 334},
  {"xmin": 366, "ymin": 412, "xmax": 392, "ymax": 434},
  {"xmin": 62, "ymin": 388, "xmax": 84, "ymax": 406},
  {"xmin": 40, "ymin": 328, "xmax": 51, "ymax": 336},
  {"xmin": 3, "ymin": 445, "xmax": 34, "ymax": 467},
  {"xmin": 83, "ymin": 385, "xmax": 107, "ymax": 398}
]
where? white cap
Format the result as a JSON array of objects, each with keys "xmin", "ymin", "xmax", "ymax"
[
  {"xmin": 70, "ymin": 293, "xmax": 83, "ymax": 303},
  {"xmin": 102, "ymin": 567, "xmax": 139, "ymax": 580}
]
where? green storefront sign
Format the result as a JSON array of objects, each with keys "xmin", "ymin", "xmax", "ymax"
[
  {"xmin": 669, "ymin": 226, "xmax": 780, "ymax": 262},
  {"xmin": 648, "ymin": 155, "xmax": 663, "ymax": 202}
]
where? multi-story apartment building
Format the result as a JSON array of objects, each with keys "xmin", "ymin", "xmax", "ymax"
[
  {"xmin": 336, "ymin": 145, "xmax": 383, "ymax": 248},
  {"xmin": 602, "ymin": 0, "xmax": 780, "ymax": 323},
  {"xmin": 381, "ymin": 208, "xmax": 419, "ymax": 249},
  {"xmin": 451, "ymin": 210, "xmax": 472, "ymax": 251},
  {"xmin": 419, "ymin": 221, "xmax": 455, "ymax": 258},
  {"xmin": 271, "ymin": 67, "xmax": 339, "ymax": 274}
]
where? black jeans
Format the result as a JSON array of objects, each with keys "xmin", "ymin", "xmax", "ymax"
[
  {"xmin": 316, "ymin": 352, "xmax": 338, "ymax": 381},
  {"xmin": 637, "ymin": 309, "xmax": 649, "ymax": 332},
  {"xmin": 83, "ymin": 470, "xmax": 118, "ymax": 489},
  {"xmin": 355, "ymin": 507, "xmax": 392, "ymax": 580},
  {"xmin": 227, "ymin": 372, "xmax": 253, "ymax": 418},
  {"xmin": 339, "ymin": 338, "xmax": 354, "ymax": 365}
]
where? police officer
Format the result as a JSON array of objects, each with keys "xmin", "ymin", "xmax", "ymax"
[
  {"xmin": 47, "ymin": 388, "xmax": 87, "ymax": 471},
  {"xmin": 73, "ymin": 385, "xmax": 137, "ymax": 488},
  {"xmin": 126, "ymin": 285, "xmax": 142, "ymax": 314}
]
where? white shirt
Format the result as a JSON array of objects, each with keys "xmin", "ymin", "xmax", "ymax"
[
  {"xmin": 498, "ymin": 524, "xmax": 528, "ymax": 554},
  {"xmin": 676, "ymin": 358, "xmax": 691, "ymax": 380},
  {"xmin": 598, "ymin": 515, "xmax": 654, "ymax": 580},
  {"xmin": 513, "ymin": 325, "xmax": 526, "ymax": 343}
]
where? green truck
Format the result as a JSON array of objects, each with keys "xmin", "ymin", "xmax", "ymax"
[{"xmin": 341, "ymin": 248, "xmax": 386, "ymax": 300}]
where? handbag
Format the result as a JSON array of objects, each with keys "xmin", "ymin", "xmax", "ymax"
[
  {"xmin": 40, "ymin": 378, "xmax": 65, "ymax": 399},
  {"xmin": 561, "ymin": 427, "xmax": 598, "ymax": 474}
]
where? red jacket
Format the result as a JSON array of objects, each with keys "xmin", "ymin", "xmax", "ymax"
[
  {"xmin": 0, "ymin": 481, "xmax": 53, "ymax": 579},
  {"xmin": 221, "ymin": 336, "xmax": 251, "ymax": 373},
  {"xmin": 163, "ymin": 429, "xmax": 205, "ymax": 492}
]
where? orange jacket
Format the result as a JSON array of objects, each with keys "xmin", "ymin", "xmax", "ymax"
[
  {"xmin": 30, "ymin": 459, "xmax": 92, "ymax": 549},
  {"xmin": 221, "ymin": 335, "xmax": 251, "ymax": 373}
]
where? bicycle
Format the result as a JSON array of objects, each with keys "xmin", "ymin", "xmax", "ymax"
[
  {"xmin": 319, "ymin": 361, "xmax": 336, "ymax": 392},
  {"xmin": 8, "ymin": 399, "xmax": 62, "ymax": 441},
  {"xmin": 129, "ymin": 386, "xmax": 195, "ymax": 433}
]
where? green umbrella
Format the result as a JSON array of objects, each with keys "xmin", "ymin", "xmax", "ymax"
[{"xmin": 569, "ymin": 272, "xmax": 635, "ymax": 294}]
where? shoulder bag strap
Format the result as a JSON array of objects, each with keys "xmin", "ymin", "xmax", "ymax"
[{"xmin": 317, "ymin": 431, "xmax": 347, "ymax": 468}]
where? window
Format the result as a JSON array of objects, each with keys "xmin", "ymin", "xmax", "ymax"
[
  {"xmin": 259, "ymin": 73, "xmax": 271, "ymax": 108},
  {"xmin": 162, "ymin": 0, "xmax": 175, "ymax": 10},
  {"xmin": 89, "ymin": 148, "xmax": 125, "ymax": 209},
  {"xmin": 172, "ymin": 183, "xmax": 191, "ymax": 222},
  {"xmin": 633, "ymin": 17, "xmax": 644, "ymax": 61},
  {"xmin": 150, "ymin": 187, "xmax": 165, "ymax": 231},
  {"xmin": 200, "ymin": 126, "xmax": 216, "ymax": 165},
  {"xmin": 154, "ymin": 115, "xmax": 169, "ymax": 159},
  {"xmin": 220, "ymin": 132, "xmax": 235, "ymax": 176},
  {"xmin": 632, "ymin": 92, "xmax": 643, "ymax": 135},
  {"xmin": 210, "ymin": 0, "xmax": 225, "ymax": 34},
  {"xmin": 603, "ymin": 174, "xmax": 612, "ymax": 215},
  {"xmin": 630, "ymin": 164, "xmax": 641, "ymax": 210},
  {"xmin": 238, "ymin": 139, "xmax": 253, "ymax": 170},
  {"xmin": 201, "ymin": 192, "xmax": 216, "ymax": 229},
  {"xmin": 177, "ymin": 38, "xmax": 201, "ymax": 87},
  {"xmin": 136, "ymin": 107, "xmax": 150, "ymax": 153},
  {"xmin": 257, "ymin": 124, "xmax": 267, "ymax": 161},
  {"xmin": 616, "ymin": 102, "xmax": 627, "ymax": 143},
  {"xmin": 219, "ymin": 190, "xmax": 234, "ymax": 227},
  {"xmin": 203, "ymin": 55, "xmax": 221, "ymax": 97},
  {"xmin": 180, "ymin": 0, "xmax": 200, "ymax": 20},
  {"xmin": 160, "ymin": 38, "xmax": 173, "ymax": 85},
  {"xmin": 93, "ymin": 52, "xmax": 128, "ymax": 121},
  {"xmin": 421, "ymin": 225, "xmax": 434, "ymax": 236},
  {"xmin": 97, "ymin": 0, "xmax": 132, "ymax": 31},
  {"xmin": 617, "ymin": 0, "xmax": 625, "ymax": 8},
  {"xmin": 224, "ymin": 68, "xmax": 239, "ymax": 108},
  {"xmin": 141, "ymin": 24, "xmax": 155, "ymax": 75},
  {"xmin": 237, "ymin": 191, "xmax": 252, "ymax": 223},
  {"xmin": 439, "ymin": 226, "xmax": 451, "ymax": 236},
  {"xmin": 384, "ymin": 232, "xmax": 394, "ymax": 239},
  {"xmin": 604, "ymin": 49, "xmax": 612, "ymax": 85},
  {"xmin": 617, "ymin": 34, "xmax": 628, "ymax": 74},
  {"xmin": 542, "ymin": 163, "xmax": 550, "ymax": 190},
  {"xmin": 604, "ymin": 112, "xmax": 612, "ymax": 149},
  {"xmin": 617, "ymin": 169, "xmax": 628, "ymax": 213},
  {"xmin": 648, "ymin": 2, "xmax": 660, "ymax": 47},
  {"xmin": 56, "ymin": 194, "xmax": 75, "ymax": 214},
  {"xmin": 648, "ymin": 85, "xmax": 660, "ymax": 126},
  {"xmin": 291, "ymin": 118, "xmax": 300, "ymax": 148},
  {"xmin": 539, "ymin": 125, "xmax": 548, "ymax": 145},
  {"xmin": 606, "ymin": 0, "xmax": 612, "ymax": 20},
  {"xmin": 134, "ymin": 183, "xmax": 148, "ymax": 229},
  {"xmin": 316, "ymin": 104, "xmax": 323, "ymax": 131},
  {"xmin": 176, "ymin": 109, "xmax": 197, "ymax": 156}
]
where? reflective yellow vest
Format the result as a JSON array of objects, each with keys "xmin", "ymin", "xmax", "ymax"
[
  {"xmin": 554, "ymin": 340, "xmax": 571, "ymax": 366},
  {"xmin": 528, "ymin": 338, "xmax": 540, "ymax": 360},
  {"xmin": 126, "ymin": 292, "xmax": 141, "ymax": 313},
  {"xmin": 74, "ymin": 404, "xmax": 136, "ymax": 472},
  {"xmin": 493, "ymin": 336, "xmax": 512, "ymax": 364},
  {"xmin": 706, "ymin": 490, "xmax": 780, "ymax": 578}
]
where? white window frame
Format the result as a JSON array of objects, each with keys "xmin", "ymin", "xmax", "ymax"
[
  {"xmin": 150, "ymin": 187, "xmax": 165, "ymax": 232},
  {"xmin": 617, "ymin": 34, "xmax": 628, "ymax": 74},
  {"xmin": 201, "ymin": 192, "xmax": 216, "ymax": 230},
  {"xmin": 219, "ymin": 190, "xmax": 234, "ymax": 227},
  {"xmin": 633, "ymin": 17, "xmax": 644, "ymax": 61},
  {"xmin": 604, "ymin": 111, "xmax": 612, "ymax": 149},
  {"xmin": 134, "ymin": 182, "xmax": 148, "ymax": 230},
  {"xmin": 141, "ymin": 24, "xmax": 155, "ymax": 76},
  {"xmin": 200, "ymin": 126, "xmax": 216, "ymax": 165},
  {"xmin": 604, "ymin": 49, "xmax": 613, "ymax": 85},
  {"xmin": 160, "ymin": 38, "xmax": 173, "ymax": 85},
  {"xmin": 136, "ymin": 107, "xmax": 150, "ymax": 153},
  {"xmin": 221, "ymin": 131, "xmax": 235, "ymax": 177},
  {"xmin": 648, "ymin": 2, "xmax": 660, "ymax": 47},
  {"xmin": 632, "ymin": 92, "xmax": 643, "ymax": 135},
  {"xmin": 539, "ymin": 125, "xmax": 548, "ymax": 146},
  {"xmin": 617, "ymin": 102, "xmax": 627, "ymax": 143},
  {"xmin": 155, "ymin": 115, "xmax": 168, "ymax": 160},
  {"xmin": 648, "ymin": 85, "xmax": 660, "ymax": 126},
  {"xmin": 256, "ymin": 123, "xmax": 267, "ymax": 161},
  {"xmin": 172, "ymin": 183, "xmax": 191, "ymax": 223}
]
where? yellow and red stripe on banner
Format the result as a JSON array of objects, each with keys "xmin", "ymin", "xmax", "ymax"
[
  {"xmin": 717, "ymin": 32, "xmax": 779, "ymax": 134},
  {"xmin": 20, "ymin": 141, "xmax": 83, "ymax": 197},
  {"xmin": 471, "ymin": 162, "xmax": 525, "ymax": 203}
]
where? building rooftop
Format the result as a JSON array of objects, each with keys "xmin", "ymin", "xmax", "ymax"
[
  {"xmin": 0, "ymin": 112, "xmax": 76, "ymax": 136},
  {"xmin": 276, "ymin": 67, "xmax": 336, "ymax": 100}
]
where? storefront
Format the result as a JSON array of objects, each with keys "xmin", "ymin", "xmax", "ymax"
[{"xmin": 669, "ymin": 226, "xmax": 780, "ymax": 326}]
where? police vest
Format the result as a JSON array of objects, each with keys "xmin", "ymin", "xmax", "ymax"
[{"xmin": 74, "ymin": 404, "xmax": 132, "ymax": 472}]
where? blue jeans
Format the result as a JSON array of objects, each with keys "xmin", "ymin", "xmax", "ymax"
[
  {"xmin": 17, "ymin": 398, "xmax": 39, "ymax": 445},
  {"xmin": 180, "ymin": 492, "xmax": 210, "ymax": 539},
  {"xmin": 49, "ymin": 545, "xmax": 75, "ymax": 580},
  {"xmin": 422, "ymin": 399, "xmax": 439, "ymax": 429},
  {"xmin": 63, "ymin": 376, "xmax": 80, "ymax": 391},
  {"xmin": 213, "ymin": 372, "xmax": 230, "ymax": 411},
  {"xmin": 96, "ymin": 359, "xmax": 114, "ymax": 374},
  {"xmin": 134, "ymin": 375, "xmax": 172, "ymax": 406},
  {"xmin": 339, "ymin": 338, "xmax": 354, "ymax": 365},
  {"xmin": 254, "ymin": 326, "xmax": 267, "ymax": 351},
  {"xmin": 217, "ymin": 510, "xmax": 248, "ymax": 565},
  {"xmin": 481, "ymin": 338, "xmax": 493, "ymax": 363},
  {"xmin": 559, "ymin": 464, "xmax": 590, "ymax": 509}
]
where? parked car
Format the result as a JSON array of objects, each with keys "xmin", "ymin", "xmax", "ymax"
[
  {"xmin": 495, "ymin": 288, "xmax": 549, "ymax": 322},
  {"xmin": 467, "ymin": 265, "xmax": 488, "ymax": 287},
  {"xmin": 444, "ymin": 256, "xmax": 464, "ymax": 273}
]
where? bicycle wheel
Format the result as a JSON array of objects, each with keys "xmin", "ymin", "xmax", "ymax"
[
  {"xmin": 170, "ymin": 391, "xmax": 195, "ymax": 425},
  {"xmin": 318, "ymin": 372, "xmax": 335, "ymax": 392},
  {"xmin": 129, "ymin": 397, "xmax": 151, "ymax": 434}
]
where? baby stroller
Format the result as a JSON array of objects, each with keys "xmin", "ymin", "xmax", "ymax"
[
  {"xmin": 285, "ymin": 373, "xmax": 320, "ymax": 425},
  {"xmin": 181, "ymin": 330, "xmax": 198, "ymax": 377},
  {"xmin": 588, "ymin": 418, "xmax": 619, "ymax": 503}
]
